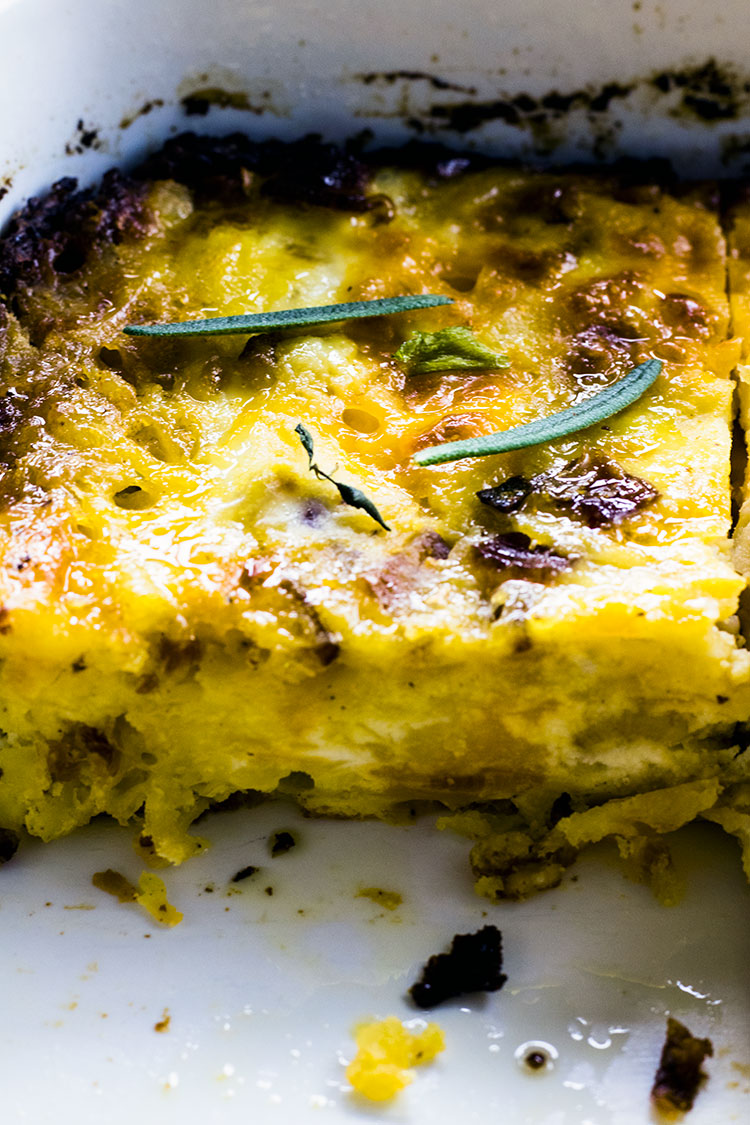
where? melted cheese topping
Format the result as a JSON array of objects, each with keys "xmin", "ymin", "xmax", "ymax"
[{"xmin": 0, "ymin": 154, "xmax": 748, "ymax": 864}]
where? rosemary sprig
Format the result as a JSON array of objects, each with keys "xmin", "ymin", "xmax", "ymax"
[
  {"xmin": 124, "ymin": 294, "xmax": 453, "ymax": 338},
  {"xmin": 413, "ymin": 359, "xmax": 662, "ymax": 466},
  {"xmin": 395, "ymin": 326, "xmax": 510, "ymax": 375},
  {"xmin": 294, "ymin": 423, "xmax": 390, "ymax": 531}
]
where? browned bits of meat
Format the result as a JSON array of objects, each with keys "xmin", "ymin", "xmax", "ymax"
[
  {"xmin": 475, "ymin": 532, "xmax": 572, "ymax": 576},
  {"xmin": 408, "ymin": 924, "xmax": 507, "ymax": 1009},
  {"xmin": 651, "ymin": 1017, "xmax": 713, "ymax": 1115},
  {"xmin": 566, "ymin": 272, "xmax": 643, "ymax": 323},
  {"xmin": 414, "ymin": 413, "xmax": 492, "ymax": 451},
  {"xmin": 660, "ymin": 292, "xmax": 714, "ymax": 339},
  {"xmin": 565, "ymin": 324, "xmax": 639, "ymax": 376},
  {"xmin": 536, "ymin": 455, "xmax": 658, "ymax": 527},
  {"xmin": 480, "ymin": 456, "xmax": 658, "ymax": 529},
  {"xmin": 417, "ymin": 531, "xmax": 451, "ymax": 559},
  {"xmin": 269, "ymin": 830, "xmax": 296, "ymax": 857},
  {"xmin": 477, "ymin": 476, "xmax": 532, "ymax": 515},
  {"xmin": 0, "ymin": 827, "xmax": 20, "ymax": 865}
]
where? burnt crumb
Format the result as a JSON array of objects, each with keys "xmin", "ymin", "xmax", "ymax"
[
  {"xmin": 65, "ymin": 120, "xmax": 100, "ymax": 156},
  {"xmin": 475, "ymin": 532, "xmax": 572, "ymax": 576},
  {"xmin": 477, "ymin": 476, "xmax": 533, "ymax": 515},
  {"xmin": 264, "ymin": 885, "xmax": 274, "ymax": 896},
  {"xmin": 408, "ymin": 924, "xmax": 507, "ymax": 1009},
  {"xmin": 651, "ymin": 1017, "xmax": 713, "ymax": 1115},
  {"xmin": 269, "ymin": 830, "xmax": 296, "ymax": 857},
  {"xmin": 71, "ymin": 657, "xmax": 86, "ymax": 673},
  {"xmin": 481, "ymin": 456, "xmax": 658, "ymax": 529},
  {"xmin": 230, "ymin": 864, "xmax": 259, "ymax": 883},
  {"xmin": 0, "ymin": 827, "xmax": 20, "ymax": 865}
]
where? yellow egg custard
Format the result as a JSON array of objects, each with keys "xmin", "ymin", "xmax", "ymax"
[{"xmin": 0, "ymin": 135, "xmax": 748, "ymax": 886}]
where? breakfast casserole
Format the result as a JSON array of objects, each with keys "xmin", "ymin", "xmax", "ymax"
[{"xmin": 0, "ymin": 134, "xmax": 748, "ymax": 888}]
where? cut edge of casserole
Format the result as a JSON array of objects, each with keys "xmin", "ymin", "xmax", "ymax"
[{"xmin": 0, "ymin": 133, "xmax": 749, "ymax": 895}]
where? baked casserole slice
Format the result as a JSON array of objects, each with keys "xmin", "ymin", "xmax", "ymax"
[{"xmin": 0, "ymin": 137, "xmax": 747, "ymax": 881}]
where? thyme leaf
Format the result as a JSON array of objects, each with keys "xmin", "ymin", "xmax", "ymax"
[
  {"xmin": 294, "ymin": 423, "xmax": 390, "ymax": 531},
  {"xmin": 395, "ymin": 326, "xmax": 510, "ymax": 375},
  {"xmin": 125, "ymin": 294, "xmax": 452, "ymax": 338},
  {"xmin": 413, "ymin": 359, "xmax": 662, "ymax": 467}
]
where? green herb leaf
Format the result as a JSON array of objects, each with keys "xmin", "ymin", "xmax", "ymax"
[
  {"xmin": 331, "ymin": 481, "xmax": 390, "ymax": 532},
  {"xmin": 413, "ymin": 359, "xmax": 663, "ymax": 467},
  {"xmin": 294, "ymin": 423, "xmax": 315, "ymax": 469},
  {"xmin": 124, "ymin": 294, "xmax": 453, "ymax": 338},
  {"xmin": 294, "ymin": 424, "xmax": 390, "ymax": 532},
  {"xmin": 395, "ymin": 326, "xmax": 510, "ymax": 375}
]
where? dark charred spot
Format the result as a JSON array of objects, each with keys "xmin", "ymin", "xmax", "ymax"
[
  {"xmin": 408, "ymin": 925, "xmax": 507, "ymax": 1009},
  {"xmin": 135, "ymin": 132, "xmax": 384, "ymax": 214},
  {"xmin": 157, "ymin": 636, "xmax": 203, "ymax": 674},
  {"xmin": 269, "ymin": 830, "xmax": 296, "ymax": 857},
  {"xmin": 651, "ymin": 1018, "xmax": 713, "ymax": 1115},
  {"xmin": 47, "ymin": 724, "xmax": 120, "ymax": 783},
  {"xmin": 491, "ymin": 244, "xmax": 563, "ymax": 284},
  {"xmin": 548, "ymin": 791, "xmax": 573, "ymax": 826},
  {"xmin": 477, "ymin": 476, "xmax": 532, "ymax": 515},
  {"xmin": 0, "ymin": 827, "xmax": 20, "ymax": 865},
  {"xmin": 508, "ymin": 181, "xmax": 582, "ymax": 225},
  {"xmin": 652, "ymin": 59, "xmax": 741, "ymax": 121},
  {"xmin": 261, "ymin": 142, "xmax": 380, "ymax": 215},
  {"xmin": 474, "ymin": 532, "xmax": 572, "ymax": 576},
  {"xmin": 0, "ymin": 170, "xmax": 147, "ymax": 300},
  {"xmin": 0, "ymin": 607, "xmax": 12, "ymax": 635}
]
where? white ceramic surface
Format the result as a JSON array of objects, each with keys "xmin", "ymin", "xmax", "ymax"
[
  {"xmin": 1, "ymin": 3, "xmax": 750, "ymax": 1121},
  {"xmin": 3, "ymin": 0, "xmax": 750, "ymax": 222},
  {"xmin": 1, "ymin": 806, "xmax": 749, "ymax": 1124}
]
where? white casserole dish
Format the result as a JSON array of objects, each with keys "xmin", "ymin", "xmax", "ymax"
[{"xmin": 0, "ymin": 2, "xmax": 749, "ymax": 1121}]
